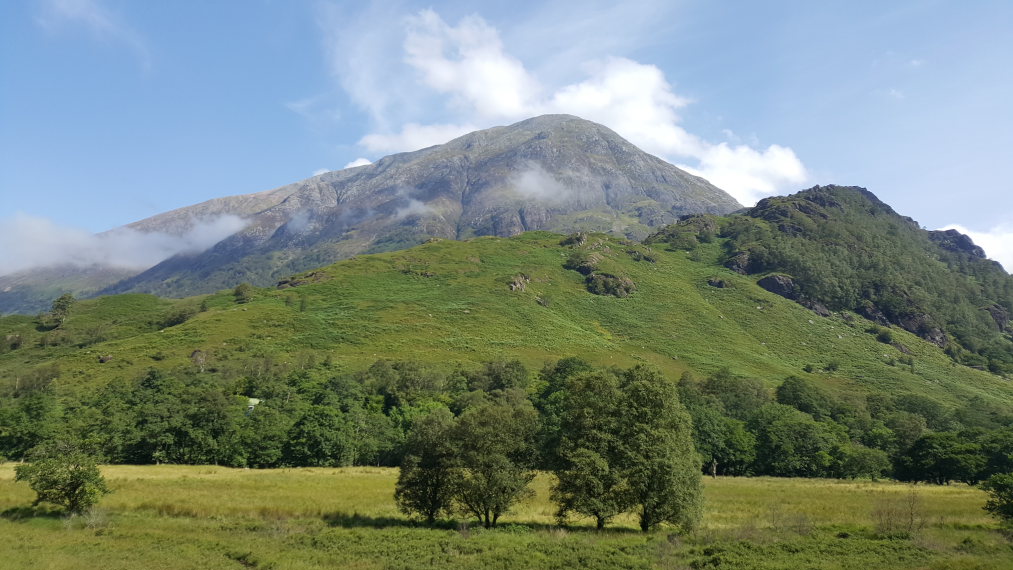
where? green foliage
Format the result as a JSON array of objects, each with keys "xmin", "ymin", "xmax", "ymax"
[
  {"xmin": 232, "ymin": 283, "xmax": 254, "ymax": 304},
  {"xmin": 696, "ymin": 185, "xmax": 1013, "ymax": 372},
  {"xmin": 896, "ymin": 432, "xmax": 985, "ymax": 485},
  {"xmin": 451, "ymin": 397, "xmax": 537, "ymax": 528},
  {"xmin": 552, "ymin": 369, "xmax": 631, "ymax": 529},
  {"xmin": 982, "ymin": 472, "xmax": 1013, "ymax": 523},
  {"xmin": 14, "ymin": 440, "xmax": 110, "ymax": 514},
  {"xmin": 621, "ymin": 365, "xmax": 703, "ymax": 532},
  {"xmin": 394, "ymin": 408, "xmax": 457, "ymax": 524},
  {"xmin": 585, "ymin": 273, "xmax": 636, "ymax": 298},
  {"xmin": 748, "ymin": 403, "xmax": 845, "ymax": 477},
  {"xmin": 44, "ymin": 293, "xmax": 76, "ymax": 329}
]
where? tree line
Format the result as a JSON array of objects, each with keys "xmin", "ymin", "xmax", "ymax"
[{"xmin": 3, "ymin": 356, "xmax": 1013, "ymax": 489}]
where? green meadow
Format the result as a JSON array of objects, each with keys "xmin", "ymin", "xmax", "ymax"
[{"xmin": 2, "ymin": 465, "xmax": 1009, "ymax": 569}]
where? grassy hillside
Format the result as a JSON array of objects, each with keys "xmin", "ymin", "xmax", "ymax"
[
  {"xmin": 1, "ymin": 465, "xmax": 1007, "ymax": 569},
  {"xmin": 1, "ymin": 229, "xmax": 1010, "ymax": 410}
]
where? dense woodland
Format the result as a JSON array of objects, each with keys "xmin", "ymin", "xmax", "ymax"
[
  {"xmin": 647, "ymin": 186, "xmax": 1013, "ymax": 373},
  {"xmin": 2, "ymin": 355, "xmax": 1011, "ymax": 490}
]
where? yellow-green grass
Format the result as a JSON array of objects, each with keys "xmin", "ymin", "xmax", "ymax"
[{"xmin": 1, "ymin": 465, "xmax": 1010, "ymax": 569}]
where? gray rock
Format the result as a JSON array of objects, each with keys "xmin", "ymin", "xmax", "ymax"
[{"xmin": 757, "ymin": 274, "xmax": 799, "ymax": 300}]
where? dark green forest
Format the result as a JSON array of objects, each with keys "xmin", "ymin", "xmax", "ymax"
[{"xmin": 3, "ymin": 356, "xmax": 1011, "ymax": 489}]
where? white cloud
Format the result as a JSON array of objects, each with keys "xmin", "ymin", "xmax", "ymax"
[
  {"xmin": 0, "ymin": 213, "xmax": 247, "ymax": 276},
  {"xmin": 359, "ymin": 123, "xmax": 476, "ymax": 154},
  {"xmin": 329, "ymin": 9, "xmax": 807, "ymax": 206},
  {"xmin": 37, "ymin": 0, "xmax": 150, "ymax": 70},
  {"xmin": 942, "ymin": 224, "xmax": 1013, "ymax": 272},
  {"xmin": 404, "ymin": 10, "xmax": 541, "ymax": 120},
  {"xmin": 681, "ymin": 143, "xmax": 808, "ymax": 206},
  {"xmin": 312, "ymin": 168, "xmax": 331, "ymax": 176},
  {"xmin": 342, "ymin": 158, "xmax": 372, "ymax": 169},
  {"xmin": 512, "ymin": 163, "xmax": 573, "ymax": 203}
]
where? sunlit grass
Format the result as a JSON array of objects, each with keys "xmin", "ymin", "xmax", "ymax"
[{"xmin": 1, "ymin": 464, "xmax": 1008, "ymax": 569}]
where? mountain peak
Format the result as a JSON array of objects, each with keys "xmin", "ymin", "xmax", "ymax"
[{"xmin": 2, "ymin": 116, "xmax": 741, "ymax": 311}]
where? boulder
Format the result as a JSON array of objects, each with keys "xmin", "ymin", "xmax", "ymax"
[{"xmin": 757, "ymin": 274, "xmax": 799, "ymax": 301}]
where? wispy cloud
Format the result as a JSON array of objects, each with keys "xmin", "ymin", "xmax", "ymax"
[
  {"xmin": 343, "ymin": 158, "xmax": 372, "ymax": 169},
  {"xmin": 37, "ymin": 0, "xmax": 151, "ymax": 70},
  {"xmin": 324, "ymin": 8, "xmax": 806, "ymax": 206},
  {"xmin": 0, "ymin": 213, "xmax": 247, "ymax": 276},
  {"xmin": 942, "ymin": 223, "xmax": 1013, "ymax": 272}
]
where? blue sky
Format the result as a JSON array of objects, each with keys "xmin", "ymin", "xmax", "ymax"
[{"xmin": 1, "ymin": 0, "xmax": 1011, "ymax": 272}]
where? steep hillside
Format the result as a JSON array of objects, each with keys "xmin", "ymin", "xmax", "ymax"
[
  {"xmin": 647, "ymin": 185, "xmax": 1013, "ymax": 373},
  {"xmin": 2, "ymin": 230, "xmax": 1010, "ymax": 411},
  {"xmin": 1, "ymin": 115, "xmax": 739, "ymax": 314}
]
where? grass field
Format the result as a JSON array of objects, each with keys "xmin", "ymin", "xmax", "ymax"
[{"xmin": 1, "ymin": 465, "xmax": 1009, "ymax": 569}]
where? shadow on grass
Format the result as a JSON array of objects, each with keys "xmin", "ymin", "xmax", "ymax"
[
  {"xmin": 320, "ymin": 511, "xmax": 641, "ymax": 535},
  {"xmin": 1, "ymin": 505, "xmax": 64, "ymax": 522}
]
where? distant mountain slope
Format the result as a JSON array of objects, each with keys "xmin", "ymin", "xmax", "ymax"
[
  {"xmin": 646, "ymin": 185, "xmax": 1013, "ymax": 373},
  {"xmin": 2, "ymin": 231, "xmax": 1011, "ymax": 415},
  {"xmin": 0, "ymin": 115, "xmax": 740, "ymax": 314},
  {"xmin": 103, "ymin": 114, "xmax": 739, "ymax": 298}
]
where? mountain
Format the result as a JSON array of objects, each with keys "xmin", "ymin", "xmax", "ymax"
[
  {"xmin": 4, "ymin": 187, "xmax": 1013, "ymax": 477},
  {"xmin": 2, "ymin": 207, "xmax": 1010, "ymax": 409},
  {"xmin": 0, "ymin": 115, "xmax": 740, "ymax": 314},
  {"xmin": 646, "ymin": 185, "xmax": 1013, "ymax": 373}
]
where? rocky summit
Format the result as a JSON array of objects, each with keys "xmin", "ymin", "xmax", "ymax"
[{"xmin": 1, "ymin": 115, "xmax": 740, "ymax": 311}]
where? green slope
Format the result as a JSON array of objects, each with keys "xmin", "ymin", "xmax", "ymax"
[{"xmin": 2, "ymin": 230, "xmax": 1010, "ymax": 410}]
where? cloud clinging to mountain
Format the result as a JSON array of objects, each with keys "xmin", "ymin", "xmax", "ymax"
[
  {"xmin": 0, "ymin": 213, "xmax": 246, "ymax": 276},
  {"xmin": 327, "ymin": 8, "xmax": 806, "ymax": 206}
]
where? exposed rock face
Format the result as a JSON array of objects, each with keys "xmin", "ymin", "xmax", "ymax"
[
  {"xmin": 0, "ymin": 114, "xmax": 737, "ymax": 308},
  {"xmin": 985, "ymin": 304, "xmax": 1011, "ymax": 332},
  {"xmin": 757, "ymin": 274, "xmax": 799, "ymax": 300},
  {"xmin": 929, "ymin": 229, "xmax": 987, "ymax": 259},
  {"xmin": 858, "ymin": 303, "xmax": 891, "ymax": 326},
  {"xmin": 897, "ymin": 313, "xmax": 948, "ymax": 347}
]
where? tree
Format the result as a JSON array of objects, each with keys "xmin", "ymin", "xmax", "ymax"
[
  {"xmin": 896, "ymin": 432, "xmax": 985, "ymax": 485},
  {"xmin": 552, "ymin": 370, "xmax": 631, "ymax": 529},
  {"xmin": 621, "ymin": 365, "xmax": 703, "ymax": 533},
  {"xmin": 47, "ymin": 293, "xmax": 76, "ymax": 328},
  {"xmin": 233, "ymin": 283, "xmax": 254, "ymax": 304},
  {"xmin": 451, "ymin": 397, "xmax": 537, "ymax": 528},
  {"xmin": 394, "ymin": 408, "xmax": 457, "ymax": 524},
  {"xmin": 748, "ymin": 403, "xmax": 845, "ymax": 477},
  {"xmin": 14, "ymin": 441, "xmax": 110, "ymax": 514},
  {"xmin": 982, "ymin": 473, "xmax": 1013, "ymax": 524},
  {"xmin": 283, "ymin": 406, "xmax": 354, "ymax": 466},
  {"xmin": 776, "ymin": 376, "xmax": 835, "ymax": 421}
]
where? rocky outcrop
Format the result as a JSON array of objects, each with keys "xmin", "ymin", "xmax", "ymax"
[
  {"xmin": 984, "ymin": 303, "xmax": 1011, "ymax": 332},
  {"xmin": 929, "ymin": 229, "xmax": 987, "ymax": 259},
  {"xmin": 757, "ymin": 274, "xmax": 799, "ymax": 301},
  {"xmin": 897, "ymin": 313, "xmax": 948, "ymax": 347}
]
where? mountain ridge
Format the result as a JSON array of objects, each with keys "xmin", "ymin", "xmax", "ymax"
[{"xmin": 1, "ymin": 114, "xmax": 740, "ymax": 314}]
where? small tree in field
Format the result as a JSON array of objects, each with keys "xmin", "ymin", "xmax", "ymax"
[
  {"xmin": 395, "ymin": 408, "xmax": 458, "ymax": 525},
  {"xmin": 982, "ymin": 473, "xmax": 1013, "ymax": 525},
  {"xmin": 14, "ymin": 441, "xmax": 110, "ymax": 514},
  {"xmin": 452, "ymin": 398, "xmax": 537, "ymax": 528}
]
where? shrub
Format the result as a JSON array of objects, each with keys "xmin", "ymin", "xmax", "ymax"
[
  {"xmin": 982, "ymin": 473, "xmax": 1013, "ymax": 524},
  {"xmin": 14, "ymin": 441, "xmax": 110, "ymax": 515}
]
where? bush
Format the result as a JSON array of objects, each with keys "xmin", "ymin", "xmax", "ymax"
[
  {"xmin": 585, "ymin": 273, "xmax": 636, "ymax": 298},
  {"xmin": 233, "ymin": 283, "xmax": 254, "ymax": 304},
  {"xmin": 14, "ymin": 441, "xmax": 110, "ymax": 514},
  {"xmin": 982, "ymin": 473, "xmax": 1013, "ymax": 524}
]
